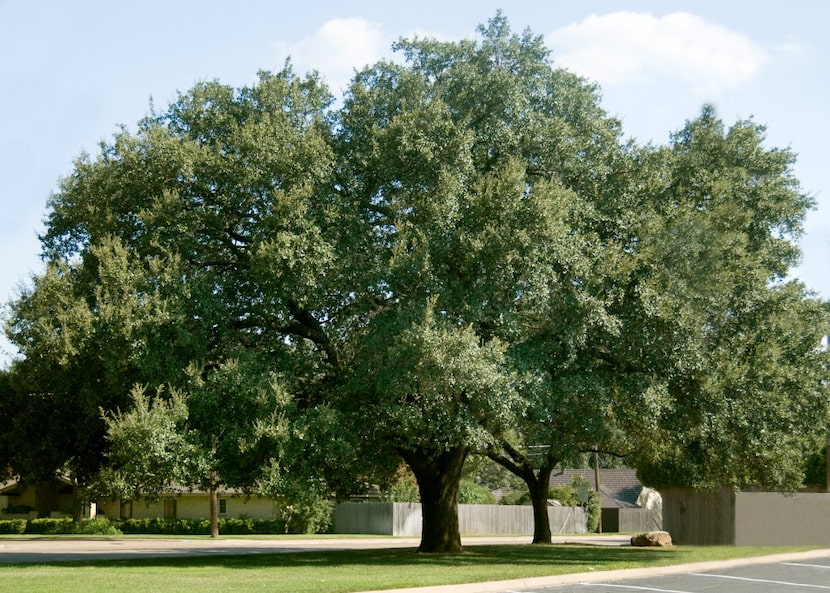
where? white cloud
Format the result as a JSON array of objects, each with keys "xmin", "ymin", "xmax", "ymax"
[
  {"xmin": 547, "ymin": 12, "xmax": 767, "ymax": 96},
  {"xmin": 275, "ymin": 18, "xmax": 391, "ymax": 93},
  {"xmin": 775, "ymin": 35, "xmax": 804, "ymax": 56}
]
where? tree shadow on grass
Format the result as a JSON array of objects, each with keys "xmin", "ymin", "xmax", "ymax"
[{"xmin": 30, "ymin": 544, "xmax": 683, "ymax": 571}]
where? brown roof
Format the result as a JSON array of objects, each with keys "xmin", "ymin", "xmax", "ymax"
[{"xmin": 549, "ymin": 468, "xmax": 644, "ymax": 509}]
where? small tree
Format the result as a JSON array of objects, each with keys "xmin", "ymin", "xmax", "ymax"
[
  {"xmin": 549, "ymin": 475, "xmax": 601, "ymax": 533},
  {"xmin": 95, "ymin": 355, "xmax": 296, "ymax": 538}
]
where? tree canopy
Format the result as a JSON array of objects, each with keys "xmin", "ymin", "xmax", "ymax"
[{"xmin": 3, "ymin": 13, "xmax": 828, "ymax": 552}]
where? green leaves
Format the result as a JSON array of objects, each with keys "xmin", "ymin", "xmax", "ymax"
[
  {"xmin": 635, "ymin": 281, "xmax": 830, "ymax": 490},
  {"xmin": 361, "ymin": 303, "xmax": 519, "ymax": 452},
  {"xmin": 97, "ymin": 385, "xmax": 202, "ymax": 500},
  {"xmin": 2, "ymin": 14, "xmax": 827, "ymax": 524}
]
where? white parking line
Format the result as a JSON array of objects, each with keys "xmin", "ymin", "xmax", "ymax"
[
  {"xmin": 783, "ymin": 562, "xmax": 830, "ymax": 570},
  {"xmin": 578, "ymin": 583, "xmax": 695, "ymax": 593},
  {"xmin": 692, "ymin": 572, "xmax": 830, "ymax": 589}
]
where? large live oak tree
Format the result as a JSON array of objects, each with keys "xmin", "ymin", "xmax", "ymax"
[{"xmin": 3, "ymin": 14, "xmax": 828, "ymax": 553}]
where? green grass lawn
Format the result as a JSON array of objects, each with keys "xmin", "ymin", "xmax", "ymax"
[{"xmin": 0, "ymin": 543, "xmax": 815, "ymax": 593}]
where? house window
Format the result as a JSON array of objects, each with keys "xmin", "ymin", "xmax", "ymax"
[
  {"xmin": 163, "ymin": 498, "xmax": 177, "ymax": 519},
  {"xmin": 219, "ymin": 499, "xmax": 227, "ymax": 515}
]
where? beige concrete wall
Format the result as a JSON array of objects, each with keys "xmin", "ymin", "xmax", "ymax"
[
  {"xmin": 734, "ymin": 492, "xmax": 830, "ymax": 546},
  {"xmin": 664, "ymin": 488, "xmax": 830, "ymax": 546}
]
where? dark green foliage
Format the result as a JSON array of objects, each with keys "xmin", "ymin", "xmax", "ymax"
[
  {"xmin": 24, "ymin": 517, "xmax": 75, "ymax": 534},
  {"xmin": 383, "ymin": 467, "xmax": 421, "ymax": 503},
  {"xmin": 276, "ymin": 485, "xmax": 335, "ymax": 534},
  {"xmin": 74, "ymin": 517, "xmax": 123, "ymax": 535},
  {"xmin": 2, "ymin": 11, "xmax": 828, "ymax": 554},
  {"xmin": 802, "ymin": 445, "xmax": 827, "ymax": 487},
  {"xmin": 115, "ymin": 518, "xmax": 206, "ymax": 535},
  {"xmin": 385, "ymin": 469, "xmax": 497, "ymax": 505},
  {"xmin": 113, "ymin": 517, "xmax": 286, "ymax": 535},
  {"xmin": 0, "ymin": 516, "xmax": 291, "ymax": 536},
  {"xmin": 0, "ymin": 516, "xmax": 119, "ymax": 536},
  {"xmin": 458, "ymin": 480, "xmax": 497, "ymax": 505},
  {"xmin": 463, "ymin": 454, "xmax": 525, "ymax": 492},
  {"xmin": 497, "ymin": 491, "xmax": 530, "ymax": 506},
  {"xmin": 0, "ymin": 519, "xmax": 27, "ymax": 534},
  {"xmin": 549, "ymin": 476, "xmax": 601, "ymax": 533}
]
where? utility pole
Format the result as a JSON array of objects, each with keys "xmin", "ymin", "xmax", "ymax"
[{"xmin": 593, "ymin": 449, "xmax": 602, "ymax": 534}]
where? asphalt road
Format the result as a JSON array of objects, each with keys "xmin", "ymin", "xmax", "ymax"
[
  {"xmin": 492, "ymin": 551, "xmax": 830, "ymax": 593},
  {"xmin": 355, "ymin": 549, "xmax": 830, "ymax": 593}
]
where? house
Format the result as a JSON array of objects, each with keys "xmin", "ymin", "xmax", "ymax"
[
  {"xmin": 0, "ymin": 476, "xmax": 92, "ymax": 518},
  {"xmin": 96, "ymin": 488, "xmax": 277, "ymax": 521},
  {"xmin": 549, "ymin": 468, "xmax": 662, "ymax": 532},
  {"xmin": 1, "ymin": 477, "xmax": 277, "ymax": 522}
]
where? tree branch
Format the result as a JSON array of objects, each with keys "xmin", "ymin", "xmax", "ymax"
[{"xmin": 285, "ymin": 299, "xmax": 339, "ymax": 368}]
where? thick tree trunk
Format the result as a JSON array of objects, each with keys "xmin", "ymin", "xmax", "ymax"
[
  {"xmin": 209, "ymin": 470, "xmax": 219, "ymax": 538},
  {"xmin": 399, "ymin": 446, "xmax": 469, "ymax": 553},
  {"xmin": 527, "ymin": 464, "xmax": 555, "ymax": 544},
  {"xmin": 488, "ymin": 444, "xmax": 557, "ymax": 544}
]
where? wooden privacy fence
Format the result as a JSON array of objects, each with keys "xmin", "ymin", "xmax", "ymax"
[
  {"xmin": 601, "ymin": 508, "xmax": 663, "ymax": 533},
  {"xmin": 332, "ymin": 502, "xmax": 588, "ymax": 536}
]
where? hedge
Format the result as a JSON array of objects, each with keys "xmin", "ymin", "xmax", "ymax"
[
  {"xmin": 0, "ymin": 519, "xmax": 27, "ymax": 534},
  {"xmin": 114, "ymin": 517, "xmax": 287, "ymax": 535},
  {"xmin": 25, "ymin": 517, "xmax": 76, "ymax": 534},
  {"xmin": 0, "ymin": 517, "xmax": 291, "ymax": 535}
]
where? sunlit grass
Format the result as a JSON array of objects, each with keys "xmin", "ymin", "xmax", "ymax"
[{"xmin": 0, "ymin": 543, "xmax": 814, "ymax": 593}]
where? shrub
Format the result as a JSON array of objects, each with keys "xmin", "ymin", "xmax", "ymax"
[
  {"xmin": 550, "ymin": 476, "xmax": 601, "ymax": 532},
  {"xmin": 278, "ymin": 487, "xmax": 334, "ymax": 534},
  {"xmin": 115, "ymin": 518, "xmax": 154, "ymax": 534},
  {"xmin": 76, "ymin": 517, "xmax": 122, "ymax": 535},
  {"xmin": 25, "ymin": 517, "xmax": 75, "ymax": 534},
  {"xmin": 111, "ymin": 517, "xmax": 287, "ymax": 535},
  {"xmin": 383, "ymin": 468, "xmax": 420, "ymax": 503},
  {"xmin": 458, "ymin": 480, "xmax": 496, "ymax": 504},
  {"xmin": 0, "ymin": 519, "xmax": 27, "ymax": 534},
  {"xmin": 497, "ymin": 490, "xmax": 530, "ymax": 505},
  {"xmin": 219, "ymin": 517, "xmax": 253, "ymax": 535}
]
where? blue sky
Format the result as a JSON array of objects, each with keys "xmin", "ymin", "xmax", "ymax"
[{"xmin": 1, "ymin": 1, "xmax": 828, "ymax": 364}]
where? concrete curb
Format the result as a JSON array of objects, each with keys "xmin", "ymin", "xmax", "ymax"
[{"xmin": 354, "ymin": 547, "xmax": 830, "ymax": 593}]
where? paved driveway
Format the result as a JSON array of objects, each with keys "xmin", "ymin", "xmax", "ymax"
[
  {"xmin": 0, "ymin": 535, "xmax": 625, "ymax": 564},
  {"xmin": 0, "ymin": 536, "xmax": 420, "ymax": 563}
]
